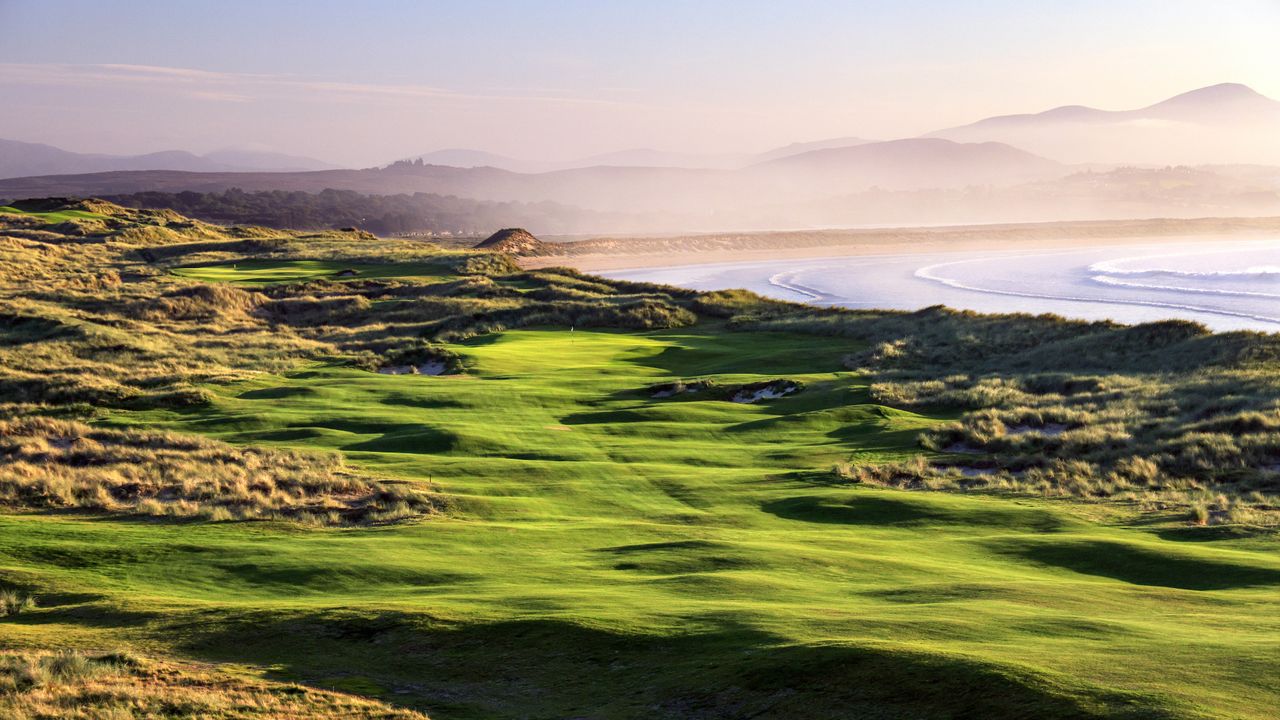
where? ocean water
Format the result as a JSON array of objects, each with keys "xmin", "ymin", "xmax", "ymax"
[{"xmin": 602, "ymin": 239, "xmax": 1280, "ymax": 332}]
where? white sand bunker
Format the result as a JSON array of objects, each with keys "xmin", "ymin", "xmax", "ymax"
[
  {"xmin": 378, "ymin": 361, "xmax": 447, "ymax": 376},
  {"xmin": 731, "ymin": 380, "xmax": 799, "ymax": 404}
]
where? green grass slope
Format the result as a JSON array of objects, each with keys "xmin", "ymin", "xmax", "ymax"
[
  {"xmin": 2, "ymin": 325, "xmax": 1277, "ymax": 718},
  {"xmin": 3, "ymin": 201, "xmax": 1280, "ymax": 719}
]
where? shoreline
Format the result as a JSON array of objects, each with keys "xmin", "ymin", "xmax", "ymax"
[
  {"xmin": 519, "ymin": 216, "xmax": 1280, "ymax": 273},
  {"xmin": 522, "ymin": 232, "xmax": 1278, "ymax": 273}
]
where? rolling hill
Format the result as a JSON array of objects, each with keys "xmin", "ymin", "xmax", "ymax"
[
  {"xmin": 928, "ymin": 83, "xmax": 1280, "ymax": 164},
  {"xmin": 749, "ymin": 137, "xmax": 1062, "ymax": 192},
  {"xmin": 403, "ymin": 137, "xmax": 876, "ymax": 172},
  {"xmin": 0, "ymin": 138, "xmax": 1066, "ymax": 215},
  {"xmin": 0, "ymin": 138, "xmax": 339, "ymax": 179}
]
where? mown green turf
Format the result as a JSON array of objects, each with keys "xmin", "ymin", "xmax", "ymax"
[
  {"xmin": 2, "ymin": 326, "xmax": 1279, "ymax": 718},
  {"xmin": 0, "ymin": 205, "xmax": 108, "ymax": 222},
  {"xmin": 171, "ymin": 259, "xmax": 456, "ymax": 285}
]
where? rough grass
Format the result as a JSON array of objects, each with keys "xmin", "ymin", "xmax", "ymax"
[
  {"xmin": 0, "ymin": 417, "xmax": 441, "ymax": 525},
  {"xmin": 5, "ymin": 199, "xmax": 1280, "ymax": 719},
  {"xmin": 0, "ymin": 650, "xmax": 429, "ymax": 719},
  {"xmin": 739, "ymin": 306, "xmax": 1280, "ymax": 523}
]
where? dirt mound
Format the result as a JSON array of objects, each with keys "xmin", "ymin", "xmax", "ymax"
[{"xmin": 474, "ymin": 228, "xmax": 554, "ymax": 256}]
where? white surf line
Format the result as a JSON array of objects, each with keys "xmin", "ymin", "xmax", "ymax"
[
  {"xmin": 1090, "ymin": 274, "xmax": 1280, "ymax": 300},
  {"xmin": 1088, "ymin": 239, "xmax": 1280, "ymax": 276},
  {"xmin": 914, "ymin": 254, "xmax": 1280, "ymax": 327},
  {"xmin": 767, "ymin": 270, "xmax": 842, "ymax": 303}
]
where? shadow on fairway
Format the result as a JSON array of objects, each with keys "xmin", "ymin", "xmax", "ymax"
[
  {"xmin": 763, "ymin": 494, "xmax": 1065, "ymax": 532},
  {"xmin": 170, "ymin": 611, "xmax": 1180, "ymax": 720},
  {"xmin": 1000, "ymin": 539, "xmax": 1280, "ymax": 590}
]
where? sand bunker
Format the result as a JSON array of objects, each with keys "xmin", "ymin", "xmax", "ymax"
[
  {"xmin": 648, "ymin": 378, "xmax": 800, "ymax": 403},
  {"xmin": 731, "ymin": 380, "xmax": 799, "ymax": 404},
  {"xmin": 378, "ymin": 361, "xmax": 447, "ymax": 376}
]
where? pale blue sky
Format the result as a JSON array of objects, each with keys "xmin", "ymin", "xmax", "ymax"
[{"xmin": 1, "ymin": 0, "xmax": 1277, "ymax": 165}]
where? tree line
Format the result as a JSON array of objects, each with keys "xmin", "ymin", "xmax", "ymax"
[{"xmin": 105, "ymin": 187, "xmax": 606, "ymax": 236}]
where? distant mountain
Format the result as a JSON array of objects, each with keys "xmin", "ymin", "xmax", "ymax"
[
  {"xmin": 5, "ymin": 160, "xmax": 1274, "ymax": 234},
  {"xmin": 0, "ymin": 138, "xmax": 1067, "ymax": 221},
  {"xmin": 202, "ymin": 148, "xmax": 339, "ymax": 172},
  {"xmin": 752, "ymin": 137, "xmax": 872, "ymax": 163},
  {"xmin": 404, "ymin": 138, "xmax": 877, "ymax": 173},
  {"xmin": 0, "ymin": 139, "xmax": 339, "ymax": 179},
  {"xmin": 404, "ymin": 147, "xmax": 746, "ymax": 172},
  {"xmin": 572, "ymin": 148, "xmax": 745, "ymax": 170},
  {"xmin": 928, "ymin": 83, "xmax": 1280, "ymax": 164},
  {"xmin": 749, "ymin": 138, "xmax": 1063, "ymax": 192}
]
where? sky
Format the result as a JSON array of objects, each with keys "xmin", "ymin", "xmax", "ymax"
[{"xmin": 1, "ymin": 0, "xmax": 1278, "ymax": 167}]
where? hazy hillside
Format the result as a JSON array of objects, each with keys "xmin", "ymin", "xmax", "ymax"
[
  {"xmin": 929, "ymin": 83, "xmax": 1280, "ymax": 164},
  {"xmin": 104, "ymin": 187, "xmax": 628, "ymax": 236},
  {"xmin": 405, "ymin": 137, "xmax": 875, "ymax": 172},
  {"xmin": 749, "ymin": 138, "xmax": 1063, "ymax": 193},
  {"xmin": 0, "ymin": 138, "xmax": 339, "ymax": 179},
  {"xmin": 0, "ymin": 138, "xmax": 1071, "ymax": 215}
]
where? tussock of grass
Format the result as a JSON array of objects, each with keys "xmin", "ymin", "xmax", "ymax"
[
  {"xmin": 0, "ymin": 588, "xmax": 36, "ymax": 617},
  {"xmin": 0, "ymin": 649, "xmax": 429, "ymax": 719},
  {"xmin": 719, "ymin": 305, "xmax": 1280, "ymax": 524},
  {"xmin": 0, "ymin": 417, "xmax": 442, "ymax": 525}
]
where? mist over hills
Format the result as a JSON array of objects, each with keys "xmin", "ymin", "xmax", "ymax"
[
  {"xmin": 0, "ymin": 138, "xmax": 1063, "ymax": 213},
  {"xmin": 748, "ymin": 138, "xmax": 1061, "ymax": 193},
  {"xmin": 405, "ymin": 137, "xmax": 875, "ymax": 172},
  {"xmin": 0, "ymin": 138, "xmax": 340, "ymax": 179},
  {"xmin": 928, "ymin": 83, "xmax": 1280, "ymax": 165},
  {"xmin": 2, "ymin": 83, "xmax": 1277, "ymax": 233}
]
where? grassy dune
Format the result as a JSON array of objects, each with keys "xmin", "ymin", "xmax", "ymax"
[
  {"xmin": 5, "ymin": 324, "xmax": 1279, "ymax": 718},
  {"xmin": 3, "ymin": 201, "xmax": 1280, "ymax": 718}
]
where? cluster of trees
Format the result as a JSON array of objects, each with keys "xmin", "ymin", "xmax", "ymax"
[{"xmin": 105, "ymin": 188, "xmax": 603, "ymax": 236}]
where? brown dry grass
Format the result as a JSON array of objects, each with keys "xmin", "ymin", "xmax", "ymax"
[
  {"xmin": 0, "ymin": 417, "xmax": 443, "ymax": 526},
  {"xmin": 0, "ymin": 649, "xmax": 429, "ymax": 719}
]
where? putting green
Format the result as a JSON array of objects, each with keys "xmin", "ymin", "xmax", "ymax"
[
  {"xmin": 171, "ymin": 258, "xmax": 457, "ymax": 285},
  {"xmin": 0, "ymin": 205, "xmax": 109, "ymax": 222}
]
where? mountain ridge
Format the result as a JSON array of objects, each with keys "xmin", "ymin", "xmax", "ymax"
[
  {"xmin": 927, "ymin": 83, "xmax": 1280, "ymax": 164},
  {"xmin": 0, "ymin": 138, "xmax": 340, "ymax": 179}
]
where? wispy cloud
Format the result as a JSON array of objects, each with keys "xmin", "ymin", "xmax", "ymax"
[{"xmin": 0, "ymin": 63, "xmax": 641, "ymax": 108}]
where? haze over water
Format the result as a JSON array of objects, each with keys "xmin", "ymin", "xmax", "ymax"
[{"xmin": 605, "ymin": 240, "xmax": 1280, "ymax": 332}]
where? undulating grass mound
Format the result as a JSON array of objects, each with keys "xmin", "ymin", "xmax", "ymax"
[
  {"xmin": 0, "ymin": 649, "xmax": 429, "ymax": 719},
  {"xmin": 0, "ymin": 417, "xmax": 442, "ymax": 525},
  {"xmin": 2, "ymin": 199, "xmax": 1280, "ymax": 719}
]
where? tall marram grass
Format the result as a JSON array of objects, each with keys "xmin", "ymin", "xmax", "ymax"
[
  {"xmin": 766, "ymin": 307, "xmax": 1280, "ymax": 525},
  {"xmin": 0, "ymin": 649, "xmax": 429, "ymax": 719},
  {"xmin": 0, "ymin": 417, "xmax": 443, "ymax": 525}
]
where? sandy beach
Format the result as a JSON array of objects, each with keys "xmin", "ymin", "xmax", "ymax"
[{"xmin": 523, "ymin": 217, "xmax": 1280, "ymax": 273}]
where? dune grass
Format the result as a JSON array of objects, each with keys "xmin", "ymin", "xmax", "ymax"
[
  {"xmin": 0, "ymin": 648, "xmax": 429, "ymax": 719},
  {"xmin": 4, "ymin": 200, "xmax": 1280, "ymax": 718},
  {"xmin": 1, "ymin": 325, "xmax": 1276, "ymax": 718}
]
